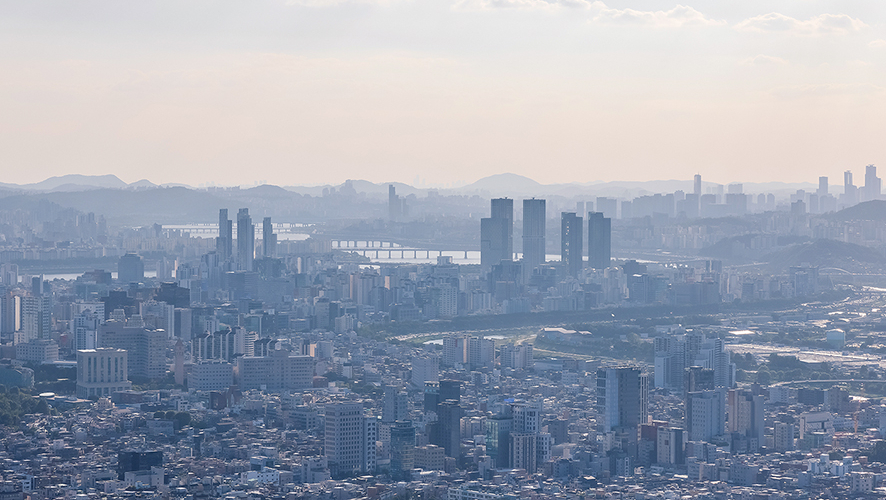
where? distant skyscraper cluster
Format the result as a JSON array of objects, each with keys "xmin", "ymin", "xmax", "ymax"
[
  {"xmin": 216, "ymin": 208, "xmax": 277, "ymax": 272},
  {"xmin": 480, "ymin": 197, "xmax": 612, "ymax": 280},
  {"xmin": 679, "ymin": 167, "xmax": 880, "ymax": 218}
]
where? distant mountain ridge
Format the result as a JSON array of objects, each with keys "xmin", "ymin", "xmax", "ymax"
[
  {"xmin": 0, "ymin": 174, "xmax": 157, "ymax": 192},
  {"xmin": 0, "ymin": 173, "xmax": 819, "ymax": 197}
]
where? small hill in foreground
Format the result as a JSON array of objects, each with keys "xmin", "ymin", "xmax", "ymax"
[
  {"xmin": 763, "ymin": 238, "xmax": 886, "ymax": 271},
  {"xmin": 830, "ymin": 200, "xmax": 886, "ymax": 222}
]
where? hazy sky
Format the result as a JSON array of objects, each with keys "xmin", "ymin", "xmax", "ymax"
[{"xmin": 1, "ymin": 1, "xmax": 884, "ymax": 187}]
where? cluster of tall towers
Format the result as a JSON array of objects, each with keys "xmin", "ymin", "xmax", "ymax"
[
  {"xmin": 691, "ymin": 166, "xmax": 881, "ymax": 215},
  {"xmin": 216, "ymin": 208, "xmax": 276, "ymax": 271},
  {"xmin": 842, "ymin": 164, "xmax": 882, "ymax": 205},
  {"xmin": 480, "ymin": 198, "xmax": 612, "ymax": 279}
]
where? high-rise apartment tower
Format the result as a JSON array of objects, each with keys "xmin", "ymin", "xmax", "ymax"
[
  {"xmin": 560, "ymin": 212, "xmax": 583, "ymax": 277},
  {"xmin": 587, "ymin": 212, "xmax": 611, "ymax": 270},
  {"xmin": 236, "ymin": 208, "xmax": 254, "ymax": 271},
  {"xmin": 522, "ymin": 199, "xmax": 546, "ymax": 280}
]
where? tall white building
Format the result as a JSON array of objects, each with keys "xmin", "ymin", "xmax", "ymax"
[
  {"xmin": 188, "ymin": 361, "xmax": 234, "ymax": 392},
  {"xmin": 139, "ymin": 300, "xmax": 175, "ymax": 339},
  {"xmin": 98, "ymin": 321, "xmax": 167, "ymax": 380},
  {"xmin": 500, "ymin": 343, "xmax": 533, "ymax": 370},
  {"xmin": 442, "ymin": 336, "xmax": 466, "ymax": 367},
  {"xmin": 437, "ymin": 285, "xmax": 458, "ymax": 317},
  {"xmin": 76, "ymin": 348, "xmax": 132, "ymax": 398},
  {"xmin": 694, "ymin": 336, "xmax": 735, "ymax": 388},
  {"xmin": 411, "ymin": 354, "xmax": 439, "ymax": 386},
  {"xmin": 382, "ymin": 386, "xmax": 409, "ymax": 424},
  {"xmin": 656, "ymin": 427, "xmax": 685, "ymax": 465},
  {"xmin": 510, "ymin": 433, "xmax": 537, "ymax": 472},
  {"xmin": 507, "ymin": 402, "xmax": 549, "ymax": 472},
  {"xmin": 73, "ymin": 311, "xmax": 100, "ymax": 351},
  {"xmin": 72, "ymin": 301, "xmax": 105, "ymax": 318},
  {"xmin": 16, "ymin": 339, "xmax": 59, "ymax": 363},
  {"xmin": 236, "ymin": 351, "xmax": 314, "ymax": 391},
  {"xmin": 512, "ymin": 404, "xmax": 540, "ymax": 434},
  {"xmin": 596, "ymin": 366, "xmax": 649, "ymax": 433},
  {"xmin": 774, "ymin": 422, "xmax": 795, "ymax": 452},
  {"xmin": 17, "ymin": 295, "xmax": 50, "ymax": 344},
  {"xmin": 685, "ymin": 390, "xmax": 726, "ymax": 442},
  {"xmin": 727, "ymin": 389, "xmax": 764, "ymax": 451},
  {"xmin": 467, "ymin": 337, "xmax": 495, "ymax": 369},
  {"xmin": 325, "ymin": 403, "xmax": 378, "ymax": 476}
]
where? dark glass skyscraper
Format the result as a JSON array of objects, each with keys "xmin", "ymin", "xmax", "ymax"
[
  {"xmin": 486, "ymin": 415, "xmax": 513, "ymax": 468},
  {"xmin": 480, "ymin": 198, "xmax": 513, "ymax": 269},
  {"xmin": 587, "ymin": 212, "xmax": 611, "ymax": 270},
  {"xmin": 490, "ymin": 198, "xmax": 513, "ymax": 258},
  {"xmin": 596, "ymin": 366, "xmax": 648, "ymax": 432},
  {"xmin": 522, "ymin": 198, "xmax": 546, "ymax": 280},
  {"xmin": 118, "ymin": 253, "xmax": 145, "ymax": 283},
  {"xmin": 217, "ymin": 209, "xmax": 233, "ymax": 261},
  {"xmin": 236, "ymin": 208, "xmax": 254, "ymax": 271},
  {"xmin": 560, "ymin": 212, "xmax": 583, "ymax": 277},
  {"xmin": 390, "ymin": 420, "xmax": 416, "ymax": 480},
  {"xmin": 118, "ymin": 450, "xmax": 163, "ymax": 480},
  {"xmin": 388, "ymin": 184, "xmax": 404, "ymax": 220},
  {"xmin": 439, "ymin": 379, "xmax": 461, "ymax": 404},
  {"xmin": 437, "ymin": 400, "xmax": 464, "ymax": 459},
  {"xmin": 262, "ymin": 217, "xmax": 276, "ymax": 258}
]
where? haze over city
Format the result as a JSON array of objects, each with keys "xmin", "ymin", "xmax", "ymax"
[
  {"xmin": 5, "ymin": 1, "xmax": 886, "ymax": 500},
  {"xmin": 2, "ymin": 0, "xmax": 886, "ymax": 186}
]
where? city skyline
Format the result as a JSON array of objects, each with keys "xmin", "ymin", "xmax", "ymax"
[{"xmin": 3, "ymin": 1, "xmax": 886, "ymax": 498}]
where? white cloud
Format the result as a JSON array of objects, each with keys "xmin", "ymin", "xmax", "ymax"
[
  {"xmin": 453, "ymin": 0, "xmax": 593, "ymax": 11},
  {"xmin": 285, "ymin": 0, "xmax": 403, "ymax": 6},
  {"xmin": 740, "ymin": 55, "xmax": 788, "ymax": 66},
  {"xmin": 735, "ymin": 12, "xmax": 867, "ymax": 36},
  {"xmin": 770, "ymin": 83, "xmax": 885, "ymax": 99},
  {"xmin": 592, "ymin": 4, "xmax": 724, "ymax": 27},
  {"xmin": 870, "ymin": 39, "xmax": 886, "ymax": 48}
]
